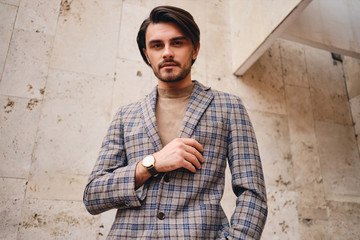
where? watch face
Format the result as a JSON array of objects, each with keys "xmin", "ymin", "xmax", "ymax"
[{"xmin": 143, "ymin": 155, "xmax": 154, "ymax": 167}]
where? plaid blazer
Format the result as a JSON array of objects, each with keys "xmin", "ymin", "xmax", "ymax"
[{"xmin": 83, "ymin": 81, "xmax": 267, "ymax": 239}]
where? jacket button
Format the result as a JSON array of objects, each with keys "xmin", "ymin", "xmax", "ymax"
[
  {"xmin": 164, "ymin": 174, "xmax": 170, "ymax": 183},
  {"xmin": 157, "ymin": 212, "xmax": 165, "ymax": 220},
  {"xmin": 124, "ymin": 200, "xmax": 131, "ymax": 206}
]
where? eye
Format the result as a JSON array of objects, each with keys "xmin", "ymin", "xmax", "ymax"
[
  {"xmin": 149, "ymin": 43, "xmax": 163, "ymax": 49},
  {"xmin": 173, "ymin": 41, "xmax": 183, "ymax": 46}
]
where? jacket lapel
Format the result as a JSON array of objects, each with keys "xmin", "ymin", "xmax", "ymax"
[
  {"xmin": 141, "ymin": 81, "xmax": 213, "ymax": 151},
  {"xmin": 179, "ymin": 81, "xmax": 214, "ymax": 138},
  {"xmin": 141, "ymin": 86, "xmax": 163, "ymax": 152}
]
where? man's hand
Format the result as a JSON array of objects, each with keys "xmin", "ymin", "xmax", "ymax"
[
  {"xmin": 135, "ymin": 138, "xmax": 204, "ymax": 189},
  {"xmin": 153, "ymin": 138, "xmax": 204, "ymax": 173}
]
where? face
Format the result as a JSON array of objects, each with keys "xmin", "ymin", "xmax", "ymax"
[{"xmin": 143, "ymin": 22, "xmax": 199, "ymax": 87}]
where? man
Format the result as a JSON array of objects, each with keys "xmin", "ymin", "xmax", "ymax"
[{"xmin": 84, "ymin": 5, "xmax": 267, "ymax": 239}]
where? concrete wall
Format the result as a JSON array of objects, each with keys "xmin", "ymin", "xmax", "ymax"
[
  {"xmin": 283, "ymin": 0, "xmax": 360, "ymax": 59},
  {"xmin": 1, "ymin": 0, "xmax": 359, "ymax": 239},
  {"xmin": 229, "ymin": 0, "xmax": 311, "ymax": 76}
]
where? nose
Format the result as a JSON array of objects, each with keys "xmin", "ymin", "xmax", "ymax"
[{"xmin": 162, "ymin": 45, "xmax": 174, "ymax": 60}]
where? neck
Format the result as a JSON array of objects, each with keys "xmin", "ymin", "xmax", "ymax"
[{"xmin": 157, "ymin": 74, "xmax": 193, "ymax": 89}]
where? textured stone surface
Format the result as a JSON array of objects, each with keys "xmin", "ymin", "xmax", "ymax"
[
  {"xmin": 0, "ymin": 29, "xmax": 53, "ymax": 99},
  {"xmin": 15, "ymin": 0, "xmax": 61, "ymax": 35},
  {"xmin": 238, "ymin": 41, "xmax": 287, "ymax": 115},
  {"xmin": 305, "ymin": 45, "xmax": 352, "ymax": 125},
  {"xmin": 285, "ymin": 85, "xmax": 327, "ymax": 219},
  {"xmin": 0, "ymin": 2, "xmax": 17, "ymax": 79},
  {"xmin": 248, "ymin": 110, "xmax": 294, "ymax": 191},
  {"xmin": 18, "ymin": 199, "xmax": 102, "ymax": 240},
  {"xmin": 117, "ymin": 2, "xmax": 152, "ymax": 62},
  {"xmin": 26, "ymin": 69, "xmax": 113, "ymax": 201},
  {"xmin": 112, "ymin": 59, "xmax": 155, "ymax": 115},
  {"xmin": 0, "ymin": 96, "xmax": 41, "ymax": 178},
  {"xmin": 316, "ymin": 121, "xmax": 360, "ymax": 199},
  {"xmin": 50, "ymin": 0, "xmax": 122, "ymax": 76},
  {"xmin": 0, "ymin": 0, "xmax": 20, "ymax": 6},
  {"xmin": 350, "ymin": 95, "xmax": 360, "ymax": 152},
  {"xmin": 0, "ymin": 178, "xmax": 27, "ymax": 240},
  {"xmin": 262, "ymin": 188, "xmax": 300, "ymax": 240},
  {"xmin": 327, "ymin": 201, "xmax": 360, "ymax": 239},
  {"xmin": 343, "ymin": 56, "xmax": 360, "ymax": 99},
  {"xmin": 279, "ymin": 39, "xmax": 309, "ymax": 88}
]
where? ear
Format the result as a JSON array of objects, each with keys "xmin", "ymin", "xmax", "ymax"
[
  {"xmin": 192, "ymin": 43, "xmax": 200, "ymax": 60},
  {"xmin": 143, "ymin": 48, "xmax": 151, "ymax": 65}
]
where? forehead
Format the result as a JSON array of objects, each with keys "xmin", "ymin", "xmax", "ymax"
[{"xmin": 145, "ymin": 22, "xmax": 186, "ymax": 43}]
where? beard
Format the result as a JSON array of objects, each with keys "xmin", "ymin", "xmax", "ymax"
[{"xmin": 151, "ymin": 55, "xmax": 193, "ymax": 83}]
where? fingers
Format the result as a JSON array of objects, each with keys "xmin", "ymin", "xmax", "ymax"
[
  {"xmin": 183, "ymin": 144, "xmax": 204, "ymax": 163},
  {"xmin": 181, "ymin": 138, "xmax": 204, "ymax": 153},
  {"xmin": 175, "ymin": 138, "xmax": 204, "ymax": 171},
  {"xmin": 183, "ymin": 151, "xmax": 201, "ymax": 170},
  {"xmin": 153, "ymin": 138, "xmax": 205, "ymax": 173}
]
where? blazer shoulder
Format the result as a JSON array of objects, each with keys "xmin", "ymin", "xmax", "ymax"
[
  {"xmin": 210, "ymin": 89, "xmax": 244, "ymax": 106},
  {"xmin": 113, "ymin": 98, "xmax": 144, "ymax": 120}
]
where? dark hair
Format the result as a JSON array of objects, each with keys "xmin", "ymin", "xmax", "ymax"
[{"xmin": 137, "ymin": 6, "xmax": 200, "ymax": 66}]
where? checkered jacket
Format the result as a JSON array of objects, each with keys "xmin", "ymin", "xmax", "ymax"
[{"xmin": 83, "ymin": 81, "xmax": 267, "ymax": 239}]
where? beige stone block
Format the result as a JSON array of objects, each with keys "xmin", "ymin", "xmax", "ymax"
[
  {"xmin": 112, "ymin": 59, "xmax": 155, "ymax": 115},
  {"xmin": 0, "ymin": 3, "xmax": 17, "ymax": 79},
  {"xmin": 305, "ymin": 45, "xmax": 352, "ymax": 125},
  {"xmin": 298, "ymin": 218, "xmax": 329, "ymax": 240},
  {"xmin": 0, "ymin": 178, "xmax": 27, "ymax": 240},
  {"xmin": 343, "ymin": 56, "xmax": 360, "ymax": 99},
  {"xmin": 230, "ymin": 0, "xmax": 303, "ymax": 74},
  {"xmin": 99, "ymin": 209, "xmax": 117, "ymax": 239},
  {"xmin": 50, "ymin": 0, "xmax": 122, "ymax": 76},
  {"xmin": 262, "ymin": 188, "xmax": 300, "ymax": 240},
  {"xmin": 230, "ymin": 0, "xmax": 266, "ymax": 72},
  {"xmin": 123, "ymin": 0, "xmax": 155, "ymax": 8},
  {"xmin": 18, "ymin": 199, "xmax": 102, "ymax": 239},
  {"xmin": 0, "ymin": 0, "xmax": 20, "ymax": 6},
  {"xmin": 327, "ymin": 201, "xmax": 360, "ymax": 240},
  {"xmin": 0, "ymin": 96, "xmax": 41, "ymax": 178},
  {"xmin": 205, "ymin": 23, "xmax": 232, "ymax": 81},
  {"xmin": 0, "ymin": 29, "xmax": 53, "ymax": 99},
  {"xmin": 279, "ymin": 39, "xmax": 308, "ymax": 88},
  {"xmin": 248, "ymin": 110, "xmax": 294, "ymax": 191},
  {"xmin": 117, "ymin": 2, "xmax": 151, "ymax": 62},
  {"xmin": 26, "ymin": 173, "xmax": 89, "ymax": 201},
  {"xmin": 190, "ymin": 55, "xmax": 206, "ymax": 86},
  {"xmin": 316, "ymin": 121, "xmax": 360, "ymax": 198},
  {"xmin": 14, "ymin": 0, "xmax": 61, "ymax": 35},
  {"xmin": 237, "ymin": 41, "xmax": 287, "ymax": 115},
  {"xmin": 206, "ymin": 0, "xmax": 229, "ymax": 26},
  {"xmin": 26, "ymin": 69, "xmax": 113, "ymax": 201},
  {"xmin": 285, "ymin": 85, "xmax": 327, "ymax": 219},
  {"xmin": 350, "ymin": 95, "xmax": 360, "ymax": 152}
]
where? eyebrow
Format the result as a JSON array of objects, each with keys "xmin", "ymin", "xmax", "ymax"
[{"xmin": 148, "ymin": 36, "xmax": 189, "ymax": 45}]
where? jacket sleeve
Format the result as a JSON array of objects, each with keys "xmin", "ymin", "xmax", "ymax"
[
  {"xmin": 225, "ymin": 97, "xmax": 268, "ymax": 239},
  {"xmin": 83, "ymin": 109, "xmax": 143, "ymax": 215}
]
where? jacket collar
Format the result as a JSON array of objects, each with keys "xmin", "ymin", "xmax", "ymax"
[{"xmin": 141, "ymin": 81, "xmax": 213, "ymax": 151}]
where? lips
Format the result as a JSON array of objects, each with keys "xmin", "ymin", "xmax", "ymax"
[{"xmin": 160, "ymin": 61, "xmax": 179, "ymax": 68}]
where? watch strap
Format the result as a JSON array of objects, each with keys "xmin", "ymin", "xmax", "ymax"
[{"xmin": 146, "ymin": 165, "xmax": 159, "ymax": 176}]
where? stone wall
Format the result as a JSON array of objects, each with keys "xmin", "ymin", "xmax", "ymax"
[{"xmin": 0, "ymin": 0, "xmax": 359, "ymax": 239}]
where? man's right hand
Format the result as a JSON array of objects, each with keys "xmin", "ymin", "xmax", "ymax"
[
  {"xmin": 135, "ymin": 138, "xmax": 204, "ymax": 189},
  {"xmin": 153, "ymin": 138, "xmax": 204, "ymax": 173}
]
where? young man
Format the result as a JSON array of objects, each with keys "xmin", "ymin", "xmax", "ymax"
[{"xmin": 84, "ymin": 6, "xmax": 267, "ymax": 239}]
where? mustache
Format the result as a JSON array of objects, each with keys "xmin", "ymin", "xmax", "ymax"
[{"xmin": 158, "ymin": 60, "xmax": 180, "ymax": 68}]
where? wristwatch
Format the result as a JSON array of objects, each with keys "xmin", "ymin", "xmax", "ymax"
[{"xmin": 142, "ymin": 155, "xmax": 159, "ymax": 177}]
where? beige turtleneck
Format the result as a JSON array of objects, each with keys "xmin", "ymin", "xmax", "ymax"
[{"xmin": 156, "ymin": 83, "xmax": 194, "ymax": 146}]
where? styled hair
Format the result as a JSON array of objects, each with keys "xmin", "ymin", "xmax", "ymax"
[{"xmin": 137, "ymin": 6, "xmax": 200, "ymax": 66}]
